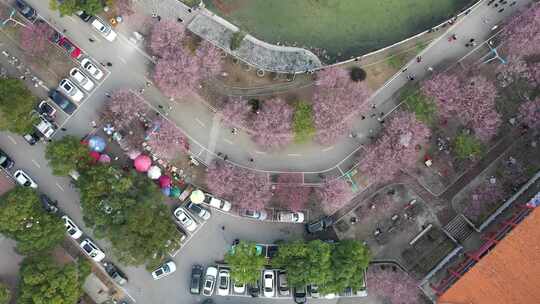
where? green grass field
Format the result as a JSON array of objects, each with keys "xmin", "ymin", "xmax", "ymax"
[{"xmin": 206, "ymin": 0, "xmax": 472, "ymax": 63}]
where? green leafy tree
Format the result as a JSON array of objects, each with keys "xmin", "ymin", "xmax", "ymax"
[
  {"xmin": 293, "ymin": 101, "xmax": 316, "ymax": 143},
  {"xmin": 324, "ymin": 240, "xmax": 371, "ymax": 294},
  {"xmin": 403, "ymin": 87, "xmax": 437, "ymax": 125},
  {"xmin": 0, "ymin": 188, "xmax": 64, "ymax": 254},
  {"xmin": 272, "ymin": 240, "xmax": 332, "ymax": 288},
  {"xmin": 0, "ymin": 282, "xmax": 10, "ymax": 304},
  {"xmin": 225, "ymin": 240, "xmax": 267, "ymax": 284},
  {"xmin": 0, "ymin": 78, "xmax": 38, "ymax": 134},
  {"xmin": 18, "ymin": 255, "xmax": 88, "ymax": 304},
  {"xmin": 45, "ymin": 136, "xmax": 92, "ymax": 176},
  {"xmin": 453, "ymin": 131, "xmax": 484, "ymax": 160},
  {"xmin": 230, "ymin": 31, "xmax": 246, "ymax": 50},
  {"xmin": 51, "ymin": 0, "xmax": 103, "ymax": 16}
]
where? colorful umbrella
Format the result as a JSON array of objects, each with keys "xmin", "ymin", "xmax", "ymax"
[
  {"xmin": 190, "ymin": 189, "xmax": 205, "ymax": 204},
  {"xmin": 89, "ymin": 151, "xmax": 100, "ymax": 161},
  {"xmin": 134, "ymin": 154, "xmax": 152, "ymax": 172},
  {"xmin": 147, "ymin": 165, "xmax": 161, "ymax": 179},
  {"xmin": 158, "ymin": 175, "xmax": 172, "ymax": 188},
  {"xmin": 88, "ymin": 135, "xmax": 107, "ymax": 152},
  {"xmin": 170, "ymin": 186, "xmax": 181, "ymax": 198},
  {"xmin": 161, "ymin": 186, "xmax": 171, "ymax": 196},
  {"xmin": 98, "ymin": 154, "xmax": 111, "ymax": 163}
]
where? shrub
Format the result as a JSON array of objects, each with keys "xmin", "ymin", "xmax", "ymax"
[
  {"xmin": 349, "ymin": 67, "xmax": 367, "ymax": 82},
  {"xmin": 230, "ymin": 31, "xmax": 246, "ymax": 50},
  {"xmin": 292, "ymin": 101, "xmax": 316, "ymax": 143},
  {"xmin": 453, "ymin": 131, "xmax": 484, "ymax": 160}
]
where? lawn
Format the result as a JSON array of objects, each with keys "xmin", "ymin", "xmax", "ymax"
[{"xmin": 206, "ymin": 0, "xmax": 473, "ymax": 63}]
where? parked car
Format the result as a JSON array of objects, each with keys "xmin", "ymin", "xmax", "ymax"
[
  {"xmin": 190, "ymin": 265, "xmax": 203, "ymax": 294},
  {"xmin": 58, "ymin": 79, "xmax": 84, "ymax": 103},
  {"xmin": 233, "ymin": 280, "xmax": 245, "ymax": 294},
  {"xmin": 69, "ymin": 68, "xmax": 95, "ymax": 91},
  {"xmin": 173, "ymin": 207, "xmax": 198, "ymax": 232},
  {"xmin": 263, "ymin": 270, "xmax": 275, "ymax": 297},
  {"xmin": 75, "ymin": 10, "xmax": 92, "ymax": 22},
  {"xmin": 22, "ymin": 132, "xmax": 40, "ymax": 145},
  {"xmin": 186, "ymin": 201, "xmax": 211, "ymax": 221},
  {"xmin": 61, "ymin": 215, "xmax": 83, "ymax": 239},
  {"xmin": 49, "ymin": 90, "xmax": 77, "ymax": 114},
  {"xmin": 293, "ymin": 286, "xmax": 307, "ymax": 304},
  {"xmin": 49, "ymin": 30, "xmax": 62, "ymax": 44},
  {"xmin": 58, "ymin": 37, "xmax": 82, "ymax": 59},
  {"xmin": 205, "ymin": 194, "xmax": 232, "ymax": 212},
  {"xmin": 151, "ymin": 261, "xmax": 176, "ymax": 280},
  {"xmin": 176, "ymin": 226, "xmax": 187, "ymax": 243},
  {"xmin": 309, "ymin": 284, "xmax": 320, "ymax": 298},
  {"xmin": 241, "ymin": 209, "xmax": 267, "ymax": 221},
  {"xmin": 248, "ymin": 279, "xmax": 261, "ymax": 297},
  {"xmin": 79, "ymin": 238, "xmax": 105, "ymax": 262},
  {"xmin": 80, "ymin": 58, "xmax": 104, "ymax": 80},
  {"xmin": 34, "ymin": 116, "xmax": 56, "ymax": 139},
  {"xmin": 217, "ymin": 269, "xmax": 230, "ymax": 296},
  {"xmin": 91, "ymin": 17, "xmax": 117, "ymax": 41},
  {"xmin": 277, "ymin": 211, "xmax": 305, "ymax": 223},
  {"xmin": 306, "ymin": 216, "xmax": 334, "ymax": 234},
  {"xmin": 277, "ymin": 270, "xmax": 290, "ymax": 296},
  {"xmin": 15, "ymin": 0, "xmax": 36, "ymax": 21},
  {"xmin": 202, "ymin": 266, "xmax": 218, "ymax": 296},
  {"xmin": 103, "ymin": 261, "xmax": 128, "ymax": 285},
  {"xmin": 40, "ymin": 194, "xmax": 58, "ymax": 214},
  {"xmin": 0, "ymin": 149, "xmax": 14, "ymax": 169},
  {"xmin": 14, "ymin": 170, "xmax": 37, "ymax": 188},
  {"xmin": 38, "ymin": 100, "xmax": 57, "ymax": 118}
]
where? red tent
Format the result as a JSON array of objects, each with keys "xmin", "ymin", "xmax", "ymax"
[
  {"xmin": 89, "ymin": 151, "xmax": 100, "ymax": 161},
  {"xmin": 134, "ymin": 154, "xmax": 152, "ymax": 172}
]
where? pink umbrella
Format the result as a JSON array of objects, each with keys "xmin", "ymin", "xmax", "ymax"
[
  {"xmin": 134, "ymin": 154, "xmax": 152, "ymax": 172},
  {"xmin": 98, "ymin": 154, "xmax": 111, "ymax": 163},
  {"xmin": 158, "ymin": 175, "xmax": 172, "ymax": 188},
  {"xmin": 89, "ymin": 151, "xmax": 100, "ymax": 161}
]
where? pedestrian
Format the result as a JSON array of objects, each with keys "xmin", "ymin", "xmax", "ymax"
[
  {"xmin": 370, "ymin": 113, "xmax": 377, "ymax": 118},
  {"xmin": 146, "ymin": 81, "xmax": 152, "ymax": 87},
  {"xmin": 223, "ymin": 155, "xmax": 228, "ymax": 161},
  {"xmin": 407, "ymin": 74, "xmax": 416, "ymax": 81},
  {"xmin": 231, "ymin": 128, "xmax": 237, "ymax": 135},
  {"xmin": 371, "ymin": 103, "xmax": 376, "ymax": 109},
  {"xmin": 177, "ymin": 17, "xmax": 183, "ymax": 23},
  {"xmin": 469, "ymin": 38, "xmax": 475, "ymax": 43},
  {"xmin": 402, "ymin": 68, "xmax": 408, "ymax": 73},
  {"xmin": 138, "ymin": 88, "xmax": 145, "ymax": 94},
  {"xmin": 105, "ymin": 92, "xmax": 111, "ymax": 98},
  {"xmin": 106, "ymin": 62, "xmax": 112, "ymax": 67},
  {"xmin": 249, "ymin": 158, "xmax": 254, "ymax": 162},
  {"xmin": 452, "ymin": 34, "xmax": 457, "ymax": 40},
  {"xmin": 89, "ymin": 38, "xmax": 95, "ymax": 42},
  {"xmin": 91, "ymin": 121, "xmax": 97, "ymax": 128},
  {"xmin": 221, "ymin": 226, "xmax": 225, "ymax": 231},
  {"xmin": 61, "ymin": 127, "xmax": 67, "ymax": 131},
  {"xmin": 498, "ymin": 8, "xmax": 504, "ymax": 13},
  {"xmin": 361, "ymin": 115, "xmax": 366, "ymax": 120},
  {"xmin": 380, "ymin": 112, "xmax": 384, "ymax": 117},
  {"xmin": 158, "ymin": 105, "xmax": 164, "ymax": 109},
  {"xmin": 427, "ymin": 66, "xmax": 434, "ymax": 73},
  {"xmin": 217, "ymin": 152, "xmax": 222, "ymax": 157},
  {"xmin": 416, "ymin": 56, "xmax": 422, "ymax": 63}
]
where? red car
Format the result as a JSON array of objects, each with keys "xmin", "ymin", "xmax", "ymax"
[{"xmin": 58, "ymin": 37, "xmax": 82, "ymax": 59}]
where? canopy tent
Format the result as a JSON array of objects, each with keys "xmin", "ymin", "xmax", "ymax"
[
  {"xmin": 147, "ymin": 165, "xmax": 161, "ymax": 179},
  {"xmin": 98, "ymin": 154, "xmax": 111, "ymax": 163},
  {"xmin": 190, "ymin": 189, "xmax": 205, "ymax": 204},
  {"xmin": 134, "ymin": 154, "xmax": 152, "ymax": 172},
  {"xmin": 88, "ymin": 135, "xmax": 106, "ymax": 152}
]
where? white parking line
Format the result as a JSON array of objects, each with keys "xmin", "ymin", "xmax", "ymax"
[
  {"xmin": 31, "ymin": 159, "xmax": 41, "ymax": 168},
  {"xmin": 322, "ymin": 146, "xmax": 334, "ymax": 152},
  {"xmin": 118, "ymin": 56, "xmax": 127, "ymax": 64},
  {"xmin": 7, "ymin": 135, "xmax": 17, "ymax": 144},
  {"xmin": 56, "ymin": 183, "xmax": 65, "ymax": 192},
  {"xmin": 287, "ymin": 153, "xmax": 301, "ymax": 157},
  {"xmin": 254, "ymin": 150, "xmax": 266, "ymax": 154},
  {"xmin": 195, "ymin": 118, "xmax": 205, "ymax": 127},
  {"xmin": 223, "ymin": 138, "xmax": 233, "ymax": 144}
]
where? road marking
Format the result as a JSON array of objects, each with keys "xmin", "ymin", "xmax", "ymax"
[
  {"xmin": 7, "ymin": 135, "xmax": 17, "ymax": 144},
  {"xmin": 195, "ymin": 118, "xmax": 205, "ymax": 127},
  {"xmin": 255, "ymin": 150, "xmax": 266, "ymax": 154},
  {"xmin": 31, "ymin": 159, "xmax": 41, "ymax": 168},
  {"xmin": 118, "ymin": 56, "xmax": 127, "ymax": 64},
  {"xmin": 287, "ymin": 153, "xmax": 301, "ymax": 157},
  {"xmin": 322, "ymin": 146, "xmax": 334, "ymax": 152},
  {"xmin": 223, "ymin": 138, "xmax": 233, "ymax": 144},
  {"xmin": 56, "ymin": 183, "xmax": 65, "ymax": 192}
]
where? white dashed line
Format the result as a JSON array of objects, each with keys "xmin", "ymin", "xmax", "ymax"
[
  {"xmin": 56, "ymin": 183, "xmax": 65, "ymax": 192},
  {"xmin": 287, "ymin": 153, "xmax": 301, "ymax": 157},
  {"xmin": 223, "ymin": 138, "xmax": 233, "ymax": 144},
  {"xmin": 118, "ymin": 56, "xmax": 127, "ymax": 64},
  {"xmin": 31, "ymin": 159, "xmax": 41, "ymax": 168},
  {"xmin": 322, "ymin": 146, "xmax": 334, "ymax": 152},
  {"xmin": 195, "ymin": 118, "xmax": 205, "ymax": 127},
  {"xmin": 254, "ymin": 150, "xmax": 266, "ymax": 154},
  {"xmin": 7, "ymin": 135, "xmax": 17, "ymax": 144}
]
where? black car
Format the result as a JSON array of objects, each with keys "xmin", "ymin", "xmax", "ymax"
[
  {"xmin": 306, "ymin": 216, "xmax": 334, "ymax": 234},
  {"xmin": 49, "ymin": 90, "xmax": 77, "ymax": 114},
  {"xmin": 248, "ymin": 279, "xmax": 261, "ymax": 297},
  {"xmin": 40, "ymin": 194, "xmax": 58, "ymax": 214},
  {"xmin": 75, "ymin": 10, "xmax": 92, "ymax": 22},
  {"xmin": 15, "ymin": 0, "xmax": 37, "ymax": 21},
  {"xmin": 293, "ymin": 286, "xmax": 307, "ymax": 304},
  {"xmin": 49, "ymin": 30, "xmax": 62, "ymax": 44},
  {"xmin": 190, "ymin": 264, "xmax": 203, "ymax": 294},
  {"xmin": 0, "ymin": 150, "xmax": 14, "ymax": 169}
]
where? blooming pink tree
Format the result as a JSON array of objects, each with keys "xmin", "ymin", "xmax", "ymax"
[
  {"xmin": 518, "ymin": 98, "xmax": 540, "ymax": 129},
  {"xmin": 273, "ymin": 174, "xmax": 311, "ymax": 211},
  {"xmin": 464, "ymin": 182, "xmax": 505, "ymax": 220},
  {"xmin": 358, "ymin": 111, "xmax": 430, "ymax": 185},
  {"xmin": 20, "ymin": 21, "xmax": 53, "ymax": 57},
  {"xmin": 146, "ymin": 118, "xmax": 188, "ymax": 160},
  {"xmin": 149, "ymin": 20, "xmax": 186, "ymax": 57},
  {"xmin": 500, "ymin": 2, "xmax": 540, "ymax": 58},
  {"xmin": 367, "ymin": 266, "xmax": 420, "ymax": 304},
  {"xmin": 422, "ymin": 73, "xmax": 501, "ymax": 142},
  {"xmin": 312, "ymin": 68, "xmax": 371, "ymax": 145},
  {"xmin": 315, "ymin": 178, "xmax": 353, "ymax": 215},
  {"xmin": 219, "ymin": 97, "xmax": 251, "ymax": 128},
  {"xmin": 206, "ymin": 161, "xmax": 272, "ymax": 210},
  {"xmin": 101, "ymin": 90, "xmax": 148, "ymax": 129},
  {"xmin": 114, "ymin": 0, "xmax": 135, "ymax": 16},
  {"xmin": 250, "ymin": 98, "xmax": 294, "ymax": 150}
]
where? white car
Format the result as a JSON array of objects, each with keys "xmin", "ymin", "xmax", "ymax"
[
  {"xmin": 173, "ymin": 207, "xmax": 198, "ymax": 232},
  {"xmin": 217, "ymin": 269, "xmax": 230, "ymax": 296},
  {"xmin": 233, "ymin": 280, "xmax": 245, "ymax": 294},
  {"xmin": 58, "ymin": 79, "xmax": 84, "ymax": 102},
  {"xmin": 79, "ymin": 238, "xmax": 105, "ymax": 262},
  {"xmin": 263, "ymin": 270, "xmax": 275, "ymax": 297},
  {"xmin": 90, "ymin": 17, "xmax": 117, "ymax": 41},
  {"xmin": 208, "ymin": 196, "xmax": 232, "ymax": 212},
  {"xmin": 80, "ymin": 58, "xmax": 104, "ymax": 80},
  {"xmin": 35, "ymin": 116, "xmax": 56, "ymax": 139},
  {"xmin": 61, "ymin": 215, "xmax": 83, "ymax": 239},
  {"xmin": 69, "ymin": 68, "xmax": 95, "ymax": 91},
  {"xmin": 277, "ymin": 211, "xmax": 305, "ymax": 223},
  {"xmin": 202, "ymin": 266, "xmax": 218, "ymax": 296},
  {"xmin": 241, "ymin": 209, "xmax": 267, "ymax": 221},
  {"xmin": 14, "ymin": 170, "xmax": 37, "ymax": 188},
  {"xmin": 151, "ymin": 261, "xmax": 176, "ymax": 280}
]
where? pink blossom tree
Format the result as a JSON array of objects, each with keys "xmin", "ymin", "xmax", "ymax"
[
  {"xmin": 464, "ymin": 182, "xmax": 505, "ymax": 220},
  {"xmin": 366, "ymin": 266, "xmax": 420, "ymax": 304},
  {"xmin": 250, "ymin": 98, "xmax": 294, "ymax": 150},
  {"xmin": 358, "ymin": 111, "xmax": 430, "ymax": 185},
  {"xmin": 500, "ymin": 2, "xmax": 540, "ymax": 58},
  {"xmin": 315, "ymin": 178, "xmax": 353, "ymax": 215},
  {"xmin": 219, "ymin": 97, "xmax": 251, "ymax": 128},
  {"xmin": 20, "ymin": 21, "xmax": 53, "ymax": 57},
  {"xmin": 146, "ymin": 118, "xmax": 188, "ymax": 160},
  {"xmin": 312, "ymin": 68, "xmax": 371, "ymax": 145},
  {"xmin": 114, "ymin": 0, "xmax": 135, "ymax": 16},
  {"xmin": 149, "ymin": 20, "xmax": 186, "ymax": 57},
  {"xmin": 101, "ymin": 90, "xmax": 148, "ymax": 129},
  {"xmin": 518, "ymin": 98, "xmax": 540, "ymax": 129},
  {"xmin": 422, "ymin": 73, "xmax": 501, "ymax": 142},
  {"xmin": 273, "ymin": 174, "xmax": 311, "ymax": 211},
  {"xmin": 206, "ymin": 161, "xmax": 272, "ymax": 210}
]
